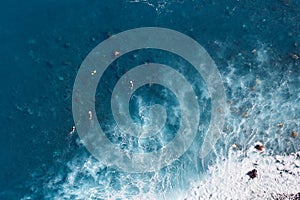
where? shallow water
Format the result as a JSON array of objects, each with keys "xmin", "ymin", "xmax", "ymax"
[{"xmin": 0, "ymin": 0, "xmax": 299, "ymax": 199}]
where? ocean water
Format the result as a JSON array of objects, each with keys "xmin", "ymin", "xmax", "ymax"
[{"xmin": 0, "ymin": 0, "xmax": 299, "ymax": 199}]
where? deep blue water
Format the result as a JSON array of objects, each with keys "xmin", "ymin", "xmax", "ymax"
[{"xmin": 0, "ymin": 0, "xmax": 299, "ymax": 199}]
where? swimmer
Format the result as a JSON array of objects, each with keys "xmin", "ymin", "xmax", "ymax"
[
  {"xmin": 69, "ymin": 126, "xmax": 76, "ymax": 135},
  {"xmin": 129, "ymin": 80, "xmax": 134, "ymax": 89},
  {"xmin": 88, "ymin": 111, "xmax": 93, "ymax": 120}
]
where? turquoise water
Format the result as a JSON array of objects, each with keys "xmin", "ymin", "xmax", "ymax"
[{"xmin": 0, "ymin": 0, "xmax": 299, "ymax": 199}]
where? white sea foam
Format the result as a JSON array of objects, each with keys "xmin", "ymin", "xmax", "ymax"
[
  {"xmin": 28, "ymin": 144, "xmax": 300, "ymax": 200},
  {"xmin": 185, "ymin": 147, "xmax": 300, "ymax": 200}
]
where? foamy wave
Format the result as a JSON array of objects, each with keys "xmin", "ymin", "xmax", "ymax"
[{"xmin": 185, "ymin": 146, "xmax": 300, "ymax": 200}]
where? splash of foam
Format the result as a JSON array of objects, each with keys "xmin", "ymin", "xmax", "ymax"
[{"xmin": 185, "ymin": 146, "xmax": 300, "ymax": 199}]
